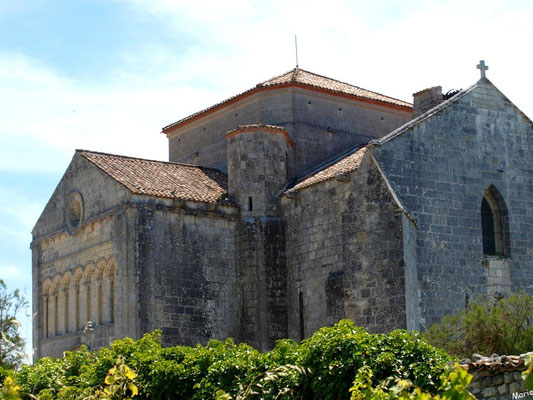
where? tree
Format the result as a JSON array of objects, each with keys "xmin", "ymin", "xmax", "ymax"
[
  {"xmin": 422, "ymin": 292, "xmax": 533, "ymax": 358},
  {"xmin": 0, "ymin": 280, "xmax": 27, "ymax": 369}
]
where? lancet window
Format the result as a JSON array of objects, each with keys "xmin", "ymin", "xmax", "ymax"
[{"xmin": 481, "ymin": 186, "xmax": 509, "ymax": 256}]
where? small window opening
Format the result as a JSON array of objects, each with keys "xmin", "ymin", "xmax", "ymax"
[
  {"xmin": 67, "ymin": 197, "xmax": 82, "ymax": 228},
  {"xmin": 248, "ymin": 196, "xmax": 253, "ymax": 211},
  {"xmin": 481, "ymin": 198, "xmax": 496, "ymax": 254},
  {"xmin": 481, "ymin": 187, "xmax": 507, "ymax": 256}
]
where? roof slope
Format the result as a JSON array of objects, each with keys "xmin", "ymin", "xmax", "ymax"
[
  {"xmin": 163, "ymin": 68, "xmax": 412, "ymax": 132},
  {"xmin": 261, "ymin": 69, "xmax": 412, "ymax": 108},
  {"xmin": 288, "ymin": 146, "xmax": 367, "ymax": 192},
  {"xmin": 78, "ymin": 150, "xmax": 227, "ymax": 203}
]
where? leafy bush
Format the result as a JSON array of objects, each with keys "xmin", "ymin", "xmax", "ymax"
[
  {"xmin": 422, "ymin": 292, "xmax": 533, "ymax": 358},
  {"xmin": 2, "ymin": 320, "xmax": 462, "ymax": 400}
]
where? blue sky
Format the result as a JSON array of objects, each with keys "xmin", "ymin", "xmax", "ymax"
[{"xmin": 1, "ymin": 0, "xmax": 532, "ymax": 362}]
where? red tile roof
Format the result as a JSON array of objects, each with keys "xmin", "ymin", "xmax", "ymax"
[
  {"xmin": 78, "ymin": 150, "xmax": 227, "ymax": 203},
  {"xmin": 225, "ymin": 124, "xmax": 294, "ymax": 147},
  {"xmin": 261, "ymin": 69, "xmax": 412, "ymax": 108},
  {"xmin": 162, "ymin": 68, "xmax": 412, "ymax": 133},
  {"xmin": 288, "ymin": 146, "xmax": 367, "ymax": 192},
  {"xmin": 461, "ymin": 354, "xmax": 530, "ymax": 373}
]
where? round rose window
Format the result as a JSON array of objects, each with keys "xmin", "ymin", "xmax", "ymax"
[{"xmin": 64, "ymin": 191, "xmax": 84, "ymax": 234}]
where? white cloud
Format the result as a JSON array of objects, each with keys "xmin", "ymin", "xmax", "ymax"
[
  {"xmin": 0, "ymin": 1, "xmax": 531, "ymax": 176},
  {"xmin": 112, "ymin": 0, "xmax": 532, "ymax": 116},
  {"xmin": 0, "ymin": 264, "xmax": 26, "ymax": 281},
  {"xmin": 0, "ymin": 186, "xmax": 49, "ymax": 232}
]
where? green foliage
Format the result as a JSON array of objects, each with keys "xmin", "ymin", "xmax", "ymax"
[
  {"xmin": 0, "ymin": 368, "xmax": 9, "ymax": 388},
  {"xmin": 0, "ymin": 376, "xmax": 22, "ymax": 400},
  {"xmin": 348, "ymin": 363, "xmax": 475, "ymax": 400},
  {"xmin": 295, "ymin": 321, "xmax": 450, "ymax": 399},
  {"xmin": 523, "ymin": 353, "xmax": 533, "ymax": 390},
  {"xmin": 422, "ymin": 292, "xmax": 533, "ymax": 358},
  {"xmin": 0, "ymin": 280, "xmax": 27, "ymax": 370},
  {"xmin": 90, "ymin": 355, "xmax": 138, "ymax": 399},
  {"xmin": 4, "ymin": 320, "xmax": 468, "ymax": 399}
]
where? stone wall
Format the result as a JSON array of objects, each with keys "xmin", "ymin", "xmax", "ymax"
[
  {"xmin": 236, "ymin": 218, "xmax": 287, "ymax": 351},
  {"xmin": 226, "ymin": 125, "xmax": 291, "ymax": 217},
  {"xmin": 340, "ymin": 156, "xmax": 407, "ymax": 333},
  {"xmin": 167, "ymin": 87, "xmax": 411, "ymax": 179},
  {"xmin": 32, "ymin": 154, "xmax": 134, "ymax": 359},
  {"xmin": 281, "ymin": 152, "xmax": 407, "ymax": 340},
  {"xmin": 33, "ymin": 152, "xmax": 242, "ymax": 357},
  {"xmin": 463, "ymin": 354, "xmax": 531, "ymax": 399},
  {"xmin": 135, "ymin": 198, "xmax": 239, "ymax": 347},
  {"xmin": 282, "ymin": 176, "xmax": 345, "ymax": 340},
  {"xmin": 372, "ymin": 80, "xmax": 533, "ymax": 330}
]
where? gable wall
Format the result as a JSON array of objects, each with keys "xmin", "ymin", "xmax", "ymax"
[
  {"xmin": 372, "ymin": 81, "xmax": 533, "ymax": 330},
  {"xmin": 32, "ymin": 155, "xmax": 138, "ymax": 358},
  {"xmin": 33, "ymin": 154, "xmax": 131, "ymax": 238}
]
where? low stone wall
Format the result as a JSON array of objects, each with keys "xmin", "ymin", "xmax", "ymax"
[{"xmin": 462, "ymin": 354, "xmax": 531, "ymax": 399}]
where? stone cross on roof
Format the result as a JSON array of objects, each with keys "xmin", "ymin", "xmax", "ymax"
[{"xmin": 477, "ymin": 60, "xmax": 489, "ymax": 79}]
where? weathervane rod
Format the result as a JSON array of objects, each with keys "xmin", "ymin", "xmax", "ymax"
[{"xmin": 295, "ymin": 34, "xmax": 299, "ymax": 68}]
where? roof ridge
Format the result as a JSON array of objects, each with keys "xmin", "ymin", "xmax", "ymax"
[
  {"xmin": 77, "ymin": 149, "xmax": 226, "ymax": 173},
  {"xmin": 256, "ymin": 68, "xmax": 298, "ymax": 87},
  {"xmin": 291, "ymin": 68, "xmax": 299, "ymax": 83}
]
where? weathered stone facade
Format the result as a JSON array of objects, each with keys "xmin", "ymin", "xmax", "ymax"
[
  {"xmin": 32, "ymin": 67, "xmax": 533, "ymax": 358},
  {"xmin": 371, "ymin": 78, "xmax": 533, "ymax": 330}
]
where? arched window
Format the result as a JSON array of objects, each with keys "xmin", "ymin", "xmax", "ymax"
[{"xmin": 481, "ymin": 186, "xmax": 509, "ymax": 256}]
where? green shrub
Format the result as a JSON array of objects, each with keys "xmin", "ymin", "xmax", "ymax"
[
  {"xmin": 422, "ymin": 292, "xmax": 533, "ymax": 358},
  {"xmin": 5, "ymin": 320, "xmax": 460, "ymax": 400}
]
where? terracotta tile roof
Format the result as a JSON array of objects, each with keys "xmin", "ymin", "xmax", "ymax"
[
  {"xmin": 225, "ymin": 124, "xmax": 294, "ymax": 147},
  {"xmin": 162, "ymin": 68, "xmax": 412, "ymax": 132},
  {"xmin": 260, "ymin": 69, "xmax": 412, "ymax": 108},
  {"xmin": 287, "ymin": 146, "xmax": 367, "ymax": 192},
  {"xmin": 461, "ymin": 353, "xmax": 530, "ymax": 373},
  {"xmin": 225, "ymin": 123, "xmax": 288, "ymax": 136},
  {"xmin": 78, "ymin": 150, "xmax": 227, "ymax": 203}
]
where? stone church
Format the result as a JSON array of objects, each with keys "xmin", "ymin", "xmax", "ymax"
[{"xmin": 32, "ymin": 63, "xmax": 533, "ymax": 359}]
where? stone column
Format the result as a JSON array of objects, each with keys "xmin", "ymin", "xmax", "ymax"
[
  {"xmin": 42, "ymin": 294, "xmax": 49, "ymax": 339},
  {"xmin": 57, "ymin": 287, "xmax": 66, "ymax": 335},
  {"xmin": 96, "ymin": 277, "xmax": 103, "ymax": 325}
]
